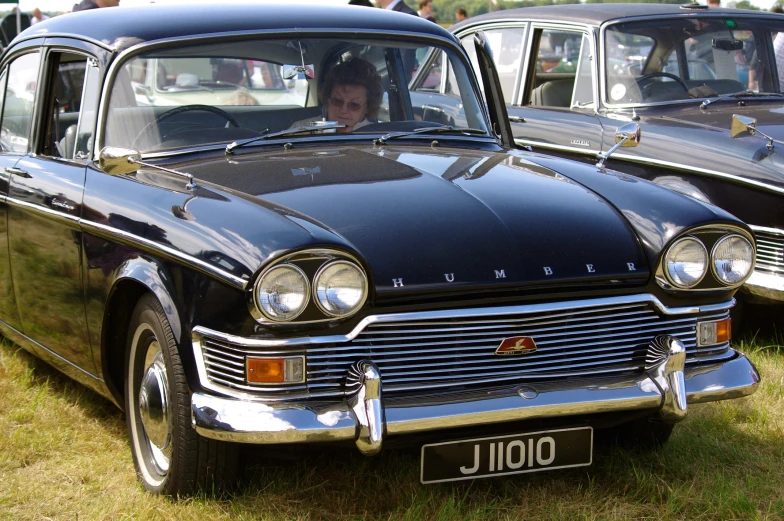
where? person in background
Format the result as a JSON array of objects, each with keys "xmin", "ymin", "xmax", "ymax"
[
  {"xmin": 376, "ymin": 0, "xmax": 418, "ymax": 79},
  {"xmin": 72, "ymin": 0, "xmax": 119, "ymax": 12},
  {"xmin": 773, "ymin": 7, "xmax": 784, "ymax": 90},
  {"xmin": 419, "ymin": 0, "xmax": 436, "ymax": 23},
  {"xmin": 376, "ymin": 0, "xmax": 417, "ymax": 17},
  {"xmin": 30, "ymin": 8, "xmax": 48, "ymax": 24},
  {"xmin": 455, "ymin": 7, "xmax": 467, "ymax": 22},
  {"xmin": 707, "ymin": 0, "xmax": 720, "ymax": 6}
]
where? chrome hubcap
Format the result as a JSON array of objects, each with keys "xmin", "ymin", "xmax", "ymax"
[{"xmin": 138, "ymin": 341, "xmax": 171, "ymax": 474}]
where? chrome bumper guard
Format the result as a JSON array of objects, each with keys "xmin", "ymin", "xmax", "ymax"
[
  {"xmin": 191, "ymin": 338, "xmax": 759, "ymax": 455},
  {"xmin": 744, "ymin": 270, "xmax": 784, "ymax": 302}
]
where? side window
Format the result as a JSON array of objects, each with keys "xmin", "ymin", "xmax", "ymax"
[
  {"xmin": 527, "ymin": 29, "xmax": 588, "ymax": 109},
  {"xmin": 42, "ymin": 53, "xmax": 99, "ymax": 160},
  {"xmin": 1, "ymin": 52, "xmax": 41, "ymax": 154}
]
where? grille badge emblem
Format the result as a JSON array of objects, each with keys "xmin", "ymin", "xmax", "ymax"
[{"xmin": 495, "ymin": 336, "xmax": 537, "ymax": 355}]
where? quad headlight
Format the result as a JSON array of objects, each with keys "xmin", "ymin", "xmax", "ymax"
[
  {"xmin": 712, "ymin": 234, "xmax": 754, "ymax": 285},
  {"xmin": 659, "ymin": 228, "xmax": 755, "ymax": 290},
  {"xmin": 665, "ymin": 237, "xmax": 708, "ymax": 288},
  {"xmin": 251, "ymin": 250, "xmax": 369, "ymax": 323},
  {"xmin": 314, "ymin": 261, "xmax": 368, "ymax": 317},
  {"xmin": 255, "ymin": 264, "xmax": 310, "ymax": 321}
]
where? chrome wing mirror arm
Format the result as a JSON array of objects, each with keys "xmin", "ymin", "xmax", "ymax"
[
  {"xmin": 595, "ymin": 122, "xmax": 641, "ymax": 168},
  {"xmin": 731, "ymin": 114, "xmax": 775, "ymax": 151},
  {"xmin": 98, "ymin": 147, "xmax": 195, "ymax": 190}
]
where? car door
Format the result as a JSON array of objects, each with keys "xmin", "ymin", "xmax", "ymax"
[
  {"xmin": 460, "ymin": 24, "xmax": 605, "ymax": 162},
  {"xmin": 7, "ymin": 43, "xmax": 101, "ymax": 376},
  {"xmin": 0, "ymin": 46, "xmax": 41, "ymax": 335}
]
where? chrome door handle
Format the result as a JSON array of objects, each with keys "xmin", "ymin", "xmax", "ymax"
[
  {"xmin": 508, "ymin": 116, "xmax": 526, "ymax": 123},
  {"xmin": 5, "ymin": 167, "xmax": 31, "ymax": 178}
]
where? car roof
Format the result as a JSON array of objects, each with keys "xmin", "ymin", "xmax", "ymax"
[
  {"xmin": 15, "ymin": 4, "xmax": 452, "ymax": 51},
  {"xmin": 454, "ymin": 3, "xmax": 779, "ymax": 29}
]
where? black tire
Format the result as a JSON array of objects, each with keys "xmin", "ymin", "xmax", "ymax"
[
  {"xmin": 125, "ymin": 293, "xmax": 238, "ymax": 496},
  {"xmin": 611, "ymin": 415, "xmax": 675, "ymax": 449}
]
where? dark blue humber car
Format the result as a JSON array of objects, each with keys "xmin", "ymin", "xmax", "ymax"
[{"xmin": 0, "ymin": 3, "xmax": 759, "ymax": 494}]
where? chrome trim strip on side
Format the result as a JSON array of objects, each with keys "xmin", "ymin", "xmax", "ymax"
[
  {"xmin": 81, "ymin": 219, "xmax": 248, "ymax": 290},
  {"xmin": 5, "ymin": 196, "xmax": 248, "ymax": 289},
  {"xmin": 190, "ymin": 350, "xmax": 759, "ymax": 445},
  {"xmin": 192, "ymin": 294, "xmax": 734, "ymax": 350},
  {"xmin": 515, "ymin": 138, "xmax": 784, "ymax": 196},
  {"xmin": 5, "ymin": 197, "xmax": 81, "ymax": 228},
  {"xmin": 514, "ymin": 138, "xmax": 602, "ymax": 157}
]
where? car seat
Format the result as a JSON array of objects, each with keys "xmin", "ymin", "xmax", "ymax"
[{"xmin": 531, "ymin": 79, "xmax": 574, "ymax": 107}]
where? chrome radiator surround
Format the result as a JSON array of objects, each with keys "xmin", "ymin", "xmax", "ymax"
[{"xmin": 192, "ymin": 294, "xmax": 734, "ymax": 401}]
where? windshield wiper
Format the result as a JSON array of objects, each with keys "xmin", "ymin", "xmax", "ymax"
[
  {"xmin": 700, "ymin": 90, "xmax": 784, "ymax": 109},
  {"xmin": 374, "ymin": 125, "xmax": 488, "ymax": 145},
  {"xmin": 225, "ymin": 123, "xmax": 347, "ymax": 154}
]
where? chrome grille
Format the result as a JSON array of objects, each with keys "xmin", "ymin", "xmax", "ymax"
[
  {"xmin": 195, "ymin": 298, "xmax": 731, "ymax": 399},
  {"xmin": 752, "ymin": 227, "xmax": 784, "ymax": 275}
]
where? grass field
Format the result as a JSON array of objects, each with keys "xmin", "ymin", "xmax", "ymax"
[{"xmin": 0, "ymin": 306, "xmax": 781, "ymax": 521}]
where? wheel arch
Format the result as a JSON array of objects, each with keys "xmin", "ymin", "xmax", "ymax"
[{"xmin": 100, "ymin": 258, "xmax": 184, "ymax": 409}]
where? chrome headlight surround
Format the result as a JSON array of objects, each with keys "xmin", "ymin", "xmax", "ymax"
[
  {"xmin": 711, "ymin": 234, "xmax": 754, "ymax": 287},
  {"xmin": 313, "ymin": 260, "xmax": 368, "ymax": 317},
  {"xmin": 249, "ymin": 249, "xmax": 370, "ymax": 324},
  {"xmin": 656, "ymin": 225, "xmax": 756, "ymax": 291},
  {"xmin": 253, "ymin": 264, "xmax": 310, "ymax": 322},
  {"xmin": 664, "ymin": 237, "xmax": 708, "ymax": 288}
]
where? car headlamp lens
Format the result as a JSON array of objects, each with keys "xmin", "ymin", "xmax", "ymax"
[
  {"xmin": 256, "ymin": 265, "xmax": 309, "ymax": 321},
  {"xmin": 314, "ymin": 261, "xmax": 367, "ymax": 317},
  {"xmin": 712, "ymin": 234, "xmax": 754, "ymax": 285},
  {"xmin": 665, "ymin": 237, "xmax": 708, "ymax": 288}
]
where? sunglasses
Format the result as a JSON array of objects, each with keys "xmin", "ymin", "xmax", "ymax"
[{"xmin": 329, "ymin": 96, "xmax": 366, "ymax": 112}]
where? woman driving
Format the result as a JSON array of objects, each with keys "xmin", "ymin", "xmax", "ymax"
[{"xmin": 319, "ymin": 57, "xmax": 383, "ymax": 132}]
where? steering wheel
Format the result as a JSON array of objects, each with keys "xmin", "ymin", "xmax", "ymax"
[
  {"xmin": 636, "ymin": 72, "xmax": 690, "ymax": 98},
  {"xmin": 132, "ymin": 104, "xmax": 240, "ymax": 150}
]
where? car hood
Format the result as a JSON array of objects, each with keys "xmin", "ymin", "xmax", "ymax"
[
  {"xmin": 636, "ymin": 102, "xmax": 784, "ymax": 190},
  {"xmin": 182, "ymin": 146, "xmax": 650, "ymax": 294}
]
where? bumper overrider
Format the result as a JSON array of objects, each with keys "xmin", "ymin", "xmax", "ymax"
[{"xmin": 190, "ymin": 339, "xmax": 760, "ymax": 456}]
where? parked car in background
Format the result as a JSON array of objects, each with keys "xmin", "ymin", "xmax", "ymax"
[
  {"xmin": 448, "ymin": 4, "xmax": 784, "ymax": 311},
  {"xmin": 0, "ymin": 3, "xmax": 759, "ymax": 496}
]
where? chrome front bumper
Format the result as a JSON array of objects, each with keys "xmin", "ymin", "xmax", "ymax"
[
  {"xmin": 191, "ymin": 344, "xmax": 759, "ymax": 455},
  {"xmin": 744, "ymin": 270, "xmax": 784, "ymax": 302}
]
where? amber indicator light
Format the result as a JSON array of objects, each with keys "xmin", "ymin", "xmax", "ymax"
[
  {"xmin": 716, "ymin": 318, "xmax": 731, "ymax": 344},
  {"xmin": 247, "ymin": 358, "xmax": 285, "ymax": 383}
]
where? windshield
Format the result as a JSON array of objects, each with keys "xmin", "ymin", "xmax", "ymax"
[
  {"xmin": 105, "ymin": 37, "xmax": 489, "ymax": 153},
  {"xmin": 604, "ymin": 16, "xmax": 784, "ymax": 106}
]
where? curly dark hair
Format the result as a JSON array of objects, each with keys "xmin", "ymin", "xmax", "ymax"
[{"xmin": 319, "ymin": 57, "xmax": 383, "ymax": 120}]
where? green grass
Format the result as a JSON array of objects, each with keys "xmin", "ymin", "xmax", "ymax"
[{"xmin": 0, "ymin": 313, "xmax": 782, "ymax": 521}]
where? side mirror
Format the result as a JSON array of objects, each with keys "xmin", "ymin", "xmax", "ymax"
[
  {"xmin": 731, "ymin": 114, "xmax": 756, "ymax": 139},
  {"xmin": 596, "ymin": 122, "xmax": 641, "ymax": 168},
  {"xmin": 99, "ymin": 147, "xmax": 141, "ymax": 175},
  {"xmin": 615, "ymin": 122, "xmax": 641, "ymax": 148},
  {"xmin": 731, "ymin": 113, "xmax": 774, "ymax": 151}
]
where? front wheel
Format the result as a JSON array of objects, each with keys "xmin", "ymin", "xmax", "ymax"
[{"xmin": 125, "ymin": 293, "xmax": 238, "ymax": 495}]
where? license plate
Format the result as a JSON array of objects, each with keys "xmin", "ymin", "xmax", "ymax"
[{"xmin": 420, "ymin": 426, "xmax": 593, "ymax": 484}]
